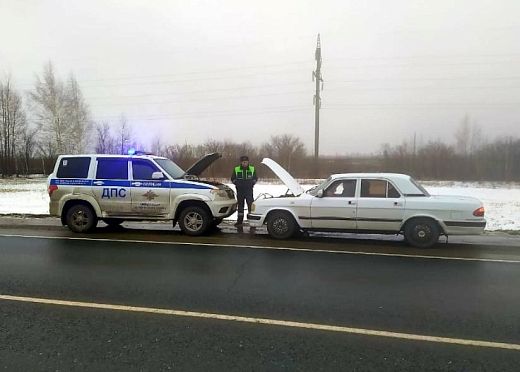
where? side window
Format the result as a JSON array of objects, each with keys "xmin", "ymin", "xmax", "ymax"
[
  {"xmin": 361, "ymin": 179, "xmax": 387, "ymax": 198},
  {"xmin": 324, "ymin": 180, "xmax": 357, "ymax": 197},
  {"xmin": 132, "ymin": 160, "xmax": 161, "ymax": 180},
  {"xmin": 96, "ymin": 158, "xmax": 128, "ymax": 180},
  {"xmin": 361, "ymin": 179, "xmax": 402, "ymax": 198},
  {"xmin": 56, "ymin": 157, "xmax": 90, "ymax": 178},
  {"xmin": 387, "ymin": 182, "xmax": 401, "ymax": 198}
]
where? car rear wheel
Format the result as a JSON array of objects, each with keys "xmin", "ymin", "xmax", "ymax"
[
  {"xmin": 66, "ymin": 204, "xmax": 97, "ymax": 233},
  {"xmin": 404, "ymin": 218, "xmax": 440, "ymax": 248},
  {"xmin": 179, "ymin": 206, "xmax": 211, "ymax": 236},
  {"xmin": 267, "ymin": 211, "xmax": 297, "ymax": 239}
]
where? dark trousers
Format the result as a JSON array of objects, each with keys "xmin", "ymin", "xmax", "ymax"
[{"xmin": 236, "ymin": 188, "xmax": 254, "ymax": 222}]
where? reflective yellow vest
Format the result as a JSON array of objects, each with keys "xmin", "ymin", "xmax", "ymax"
[{"xmin": 234, "ymin": 165, "xmax": 255, "ymax": 179}]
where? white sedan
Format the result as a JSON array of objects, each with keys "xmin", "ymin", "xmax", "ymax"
[{"xmin": 248, "ymin": 158, "xmax": 486, "ymax": 248}]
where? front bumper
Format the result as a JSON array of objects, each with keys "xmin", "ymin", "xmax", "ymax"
[
  {"xmin": 247, "ymin": 213, "xmax": 265, "ymax": 227},
  {"xmin": 209, "ymin": 200, "xmax": 237, "ymax": 218}
]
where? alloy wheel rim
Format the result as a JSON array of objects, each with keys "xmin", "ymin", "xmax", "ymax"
[
  {"xmin": 273, "ymin": 218, "xmax": 289, "ymax": 234},
  {"xmin": 72, "ymin": 210, "xmax": 89, "ymax": 228},
  {"xmin": 185, "ymin": 212, "xmax": 203, "ymax": 232}
]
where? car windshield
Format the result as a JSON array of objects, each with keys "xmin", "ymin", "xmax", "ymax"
[
  {"xmin": 407, "ymin": 177, "xmax": 431, "ymax": 197},
  {"xmin": 155, "ymin": 158, "xmax": 185, "ymax": 179},
  {"xmin": 307, "ymin": 177, "xmax": 332, "ymax": 196}
]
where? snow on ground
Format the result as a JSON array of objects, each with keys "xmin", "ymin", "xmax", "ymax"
[
  {"xmin": 422, "ymin": 181, "xmax": 520, "ymax": 231},
  {"xmin": 0, "ymin": 178, "xmax": 49, "ymax": 215},
  {"xmin": 0, "ymin": 178, "xmax": 518, "ymax": 231}
]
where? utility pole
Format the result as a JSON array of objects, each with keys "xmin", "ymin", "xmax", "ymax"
[{"xmin": 313, "ymin": 34, "xmax": 323, "ymax": 159}]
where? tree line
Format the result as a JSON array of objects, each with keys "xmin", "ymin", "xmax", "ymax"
[{"xmin": 1, "ymin": 63, "xmax": 519, "ymax": 181}]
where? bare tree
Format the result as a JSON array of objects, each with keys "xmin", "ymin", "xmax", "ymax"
[
  {"xmin": 29, "ymin": 62, "xmax": 91, "ymax": 156},
  {"xmin": 117, "ymin": 114, "xmax": 132, "ymax": 154},
  {"xmin": 95, "ymin": 121, "xmax": 117, "ymax": 154},
  {"xmin": 65, "ymin": 74, "xmax": 92, "ymax": 153},
  {"xmin": 29, "ymin": 62, "xmax": 68, "ymax": 156},
  {"xmin": 470, "ymin": 123, "xmax": 483, "ymax": 155},
  {"xmin": 150, "ymin": 135, "xmax": 164, "ymax": 156},
  {"xmin": 163, "ymin": 143, "xmax": 195, "ymax": 168},
  {"xmin": 0, "ymin": 77, "xmax": 27, "ymax": 176},
  {"xmin": 455, "ymin": 114, "xmax": 471, "ymax": 156},
  {"xmin": 261, "ymin": 134, "xmax": 306, "ymax": 171},
  {"xmin": 19, "ymin": 126, "xmax": 37, "ymax": 175}
]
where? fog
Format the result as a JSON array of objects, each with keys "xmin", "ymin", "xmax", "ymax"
[{"xmin": 1, "ymin": 0, "xmax": 519, "ymax": 155}]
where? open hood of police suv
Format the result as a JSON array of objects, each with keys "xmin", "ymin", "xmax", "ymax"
[{"xmin": 183, "ymin": 152, "xmax": 222, "ymax": 177}]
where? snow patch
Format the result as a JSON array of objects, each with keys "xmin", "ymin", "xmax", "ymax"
[{"xmin": 0, "ymin": 178, "xmax": 518, "ymax": 231}]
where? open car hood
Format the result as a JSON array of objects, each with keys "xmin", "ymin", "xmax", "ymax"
[
  {"xmin": 184, "ymin": 152, "xmax": 221, "ymax": 176},
  {"xmin": 261, "ymin": 158, "xmax": 305, "ymax": 196}
]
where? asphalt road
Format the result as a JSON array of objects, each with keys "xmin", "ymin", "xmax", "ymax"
[{"xmin": 1, "ymin": 220, "xmax": 520, "ymax": 371}]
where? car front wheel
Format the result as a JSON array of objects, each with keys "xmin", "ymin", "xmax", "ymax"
[
  {"xmin": 404, "ymin": 218, "xmax": 440, "ymax": 248},
  {"xmin": 179, "ymin": 206, "xmax": 211, "ymax": 236},
  {"xmin": 267, "ymin": 211, "xmax": 297, "ymax": 239}
]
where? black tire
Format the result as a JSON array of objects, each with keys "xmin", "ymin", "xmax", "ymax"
[
  {"xmin": 103, "ymin": 218, "xmax": 124, "ymax": 227},
  {"xmin": 178, "ymin": 206, "xmax": 211, "ymax": 236},
  {"xmin": 212, "ymin": 218, "xmax": 223, "ymax": 227},
  {"xmin": 65, "ymin": 204, "xmax": 97, "ymax": 233},
  {"xmin": 404, "ymin": 218, "xmax": 440, "ymax": 248},
  {"xmin": 266, "ymin": 211, "xmax": 297, "ymax": 239}
]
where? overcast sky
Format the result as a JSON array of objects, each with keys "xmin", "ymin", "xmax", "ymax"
[{"xmin": 1, "ymin": 0, "xmax": 520, "ymax": 155}]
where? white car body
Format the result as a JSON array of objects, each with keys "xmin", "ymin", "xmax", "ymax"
[{"xmin": 248, "ymin": 158, "xmax": 486, "ymax": 247}]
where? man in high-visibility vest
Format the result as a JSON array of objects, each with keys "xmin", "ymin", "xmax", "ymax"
[{"xmin": 231, "ymin": 155, "xmax": 258, "ymax": 226}]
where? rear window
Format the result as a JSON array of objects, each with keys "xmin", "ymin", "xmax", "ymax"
[
  {"xmin": 96, "ymin": 158, "xmax": 128, "ymax": 180},
  {"xmin": 361, "ymin": 179, "xmax": 401, "ymax": 198},
  {"xmin": 56, "ymin": 157, "xmax": 90, "ymax": 178}
]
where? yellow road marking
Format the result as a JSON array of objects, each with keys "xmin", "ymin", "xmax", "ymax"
[
  {"xmin": 0, "ymin": 233, "xmax": 519, "ymax": 264},
  {"xmin": 1, "ymin": 294, "xmax": 519, "ymax": 351}
]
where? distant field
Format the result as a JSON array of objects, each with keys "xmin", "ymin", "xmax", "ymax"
[{"xmin": 0, "ymin": 178, "xmax": 518, "ymax": 231}]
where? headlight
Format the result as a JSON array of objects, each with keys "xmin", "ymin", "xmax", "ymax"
[
  {"xmin": 251, "ymin": 203, "xmax": 255, "ymax": 212},
  {"xmin": 211, "ymin": 189, "xmax": 228, "ymax": 199}
]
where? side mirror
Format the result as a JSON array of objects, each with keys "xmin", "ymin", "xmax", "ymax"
[
  {"xmin": 152, "ymin": 171, "xmax": 165, "ymax": 180},
  {"xmin": 317, "ymin": 189, "xmax": 324, "ymax": 198}
]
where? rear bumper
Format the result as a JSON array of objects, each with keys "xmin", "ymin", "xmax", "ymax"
[
  {"xmin": 441, "ymin": 219, "xmax": 486, "ymax": 235},
  {"xmin": 49, "ymin": 201, "xmax": 59, "ymax": 217}
]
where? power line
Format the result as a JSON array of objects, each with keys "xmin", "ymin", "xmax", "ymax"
[
  {"xmin": 93, "ymin": 105, "xmax": 311, "ymax": 121},
  {"xmin": 88, "ymin": 90, "xmax": 310, "ymax": 107},
  {"xmin": 76, "ymin": 67, "xmax": 312, "ymax": 89},
  {"xmin": 323, "ymin": 102, "xmax": 520, "ymax": 109},
  {"xmin": 84, "ymin": 81, "xmax": 311, "ymax": 101}
]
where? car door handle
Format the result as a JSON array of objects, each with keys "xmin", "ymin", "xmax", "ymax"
[
  {"xmin": 132, "ymin": 182, "xmax": 142, "ymax": 187},
  {"xmin": 394, "ymin": 202, "xmax": 402, "ymax": 206},
  {"xmin": 348, "ymin": 201, "xmax": 356, "ymax": 205},
  {"xmin": 93, "ymin": 181, "xmax": 104, "ymax": 186}
]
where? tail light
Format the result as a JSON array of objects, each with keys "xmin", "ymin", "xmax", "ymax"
[
  {"xmin": 473, "ymin": 206, "xmax": 485, "ymax": 217},
  {"xmin": 48, "ymin": 185, "xmax": 58, "ymax": 196}
]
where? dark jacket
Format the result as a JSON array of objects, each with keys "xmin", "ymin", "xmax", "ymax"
[{"xmin": 231, "ymin": 165, "xmax": 257, "ymax": 191}]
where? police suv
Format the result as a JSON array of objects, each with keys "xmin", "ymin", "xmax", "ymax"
[{"xmin": 47, "ymin": 152, "xmax": 237, "ymax": 235}]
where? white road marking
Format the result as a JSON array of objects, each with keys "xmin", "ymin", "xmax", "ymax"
[
  {"xmin": 1, "ymin": 294, "xmax": 519, "ymax": 351},
  {"xmin": 0, "ymin": 233, "xmax": 519, "ymax": 263}
]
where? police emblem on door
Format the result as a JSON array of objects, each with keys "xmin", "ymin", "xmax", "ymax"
[{"xmin": 143, "ymin": 190, "xmax": 158, "ymax": 201}]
